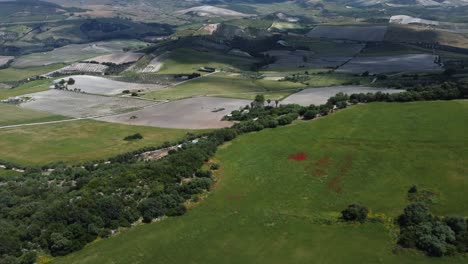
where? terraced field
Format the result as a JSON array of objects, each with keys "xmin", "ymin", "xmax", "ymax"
[
  {"xmin": 12, "ymin": 40, "xmax": 148, "ymax": 68},
  {"xmin": 53, "ymin": 100, "xmax": 468, "ymax": 264}
]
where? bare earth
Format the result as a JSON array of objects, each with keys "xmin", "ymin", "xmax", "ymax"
[
  {"xmin": 140, "ymin": 53, "xmax": 169, "ymax": 73},
  {"xmin": 307, "ymin": 26, "xmax": 388, "ymax": 42},
  {"xmin": 175, "ymin": 6, "xmax": 251, "ymax": 17},
  {"xmin": 0, "ymin": 56, "xmax": 14, "ymax": 67},
  {"xmin": 20, "ymin": 90, "xmax": 156, "ymax": 118},
  {"xmin": 337, "ymin": 54, "xmax": 443, "ymax": 74},
  {"xmin": 98, "ymin": 97, "xmax": 251, "ymax": 129},
  {"xmin": 280, "ymin": 86, "xmax": 403, "ymax": 106},
  {"xmin": 56, "ymin": 75, "xmax": 165, "ymax": 95}
]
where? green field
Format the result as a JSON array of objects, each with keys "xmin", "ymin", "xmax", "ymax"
[
  {"xmin": 0, "ymin": 64, "xmax": 65, "ymax": 82},
  {"xmin": 0, "ymin": 79, "xmax": 52, "ymax": 99},
  {"xmin": 143, "ymin": 72, "xmax": 304, "ymax": 100},
  {"xmin": 0, "ymin": 104, "xmax": 67, "ymax": 126},
  {"xmin": 54, "ymin": 101, "xmax": 468, "ymax": 264},
  {"xmin": 156, "ymin": 48, "xmax": 259, "ymax": 74},
  {"xmin": 0, "ymin": 120, "xmax": 201, "ymax": 165}
]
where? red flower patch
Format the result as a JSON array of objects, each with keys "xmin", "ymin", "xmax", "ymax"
[{"xmin": 288, "ymin": 152, "xmax": 307, "ymax": 161}]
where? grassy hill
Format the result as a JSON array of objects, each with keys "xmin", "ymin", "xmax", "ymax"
[{"xmin": 53, "ymin": 100, "xmax": 468, "ymax": 264}]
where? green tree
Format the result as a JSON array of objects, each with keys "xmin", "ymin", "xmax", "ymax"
[{"xmin": 341, "ymin": 204, "xmax": 369, "ymax": 223}]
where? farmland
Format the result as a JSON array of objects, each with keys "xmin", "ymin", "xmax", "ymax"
[
  {"xmin": 0, "ymin": 119, "xmax": 198, "ymax": 165},
  {"xmin": 156, "ymin": 48, "xmax": 259, "ymax": 74},
  {"xmin": 21, "ymin": 90, "xmax": 156, "ymax": 118},
  {"xmin": 0, "ymin": 79, "xmax": 51, "ymax": 99},
  {"xmin": 53, "ymin": 100, "xmax": 468, "ymax": 264},
  {"xmin": 0, "ymin": 55, "xmax": 13, "ymax": 67},
  {"xmin": 337, "ymin": 54, "xmax": 443, "ymax": 74},
  {"xmin": 12, "ymin": 40, "xmax": 148, "ymax": 68},
  {"xmin": 0, "ymin": 64, "xmax": 65, "ymax": 82},
  {"xmin": 281, "ymin": 86, "xmax": 403, "ymax": 106},
  {"xmin": 52, "ymin": 75, "xmax": 164, "ymax": 95},
  {"xmin": 85, "ymin": 52, "xmax": 145, "ymax": 65},
  {"xmin": 0, "ymin": 104, "xmax": 67, "ymax": 127},
  {"xmin": 142, "ymin": 72, "xmax": 304, "ymax": 101},
  {"xmin": 99, "ymin": 97, "xmax": 251, "ymax": 129},
  {"xmin": 307, "ymin": 26, "xmax": 388, "ymax": 42}
]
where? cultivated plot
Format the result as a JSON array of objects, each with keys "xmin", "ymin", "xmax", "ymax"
[
  {"xmin": 140, "ymin": 53, "xmax": 169, "ymax": 73},
  {"xmin": 281, "ymin": 86, "xmax": 403, "ymax": 106},
  {"xmin": 84, "ymin": 52, "xmax": 145, "ymax": 65},
  {"xmin": 307, "ymin": 25, "xmax": 388, "ymax": 42},
  {"xmin": 54, "ymin": 75, "xmax": 164, "ymax": 95},
  {"xmin": 337, "ymin": 54, "xmax": 442, "ymax": 74},
  {"xmin": 99, "ymin": 97, "xmax": 251, "ymax": 129},
  {"xmin": 12, "ymin": 40, "xmax": 148, "ymax": 67},
  {"xmin": 0, "ymin": 56, "xmax": 13, "ymax": 67},
  {"xmin": 20, "ymin": 90, "xmax": 155, "ymax": 118}
]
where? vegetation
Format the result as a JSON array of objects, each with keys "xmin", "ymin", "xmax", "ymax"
[
  {"xmin": 341, "ymin": 204, "xmax": 369, "ymax": 223},
  {"xmin": 143, "ymin": 72, "xmax": 304, "ymax": 101},
  {"xmin": 123, "ymin": 133, "xmax": 143, "ymax": 141},
  {"xmin": 0, "ymin": 120, "xmax": 201, "ymax": 165},
  {"xmin": 53, "ymin": 100, "xmax": 468, "ymax": 264},
  {"xmin": 397, "ymin": 203, "xmax": 468, "ymax": 257},
  {"xmin": 0, "ymin": 104, "xmax": 67, "ymax": 127}
]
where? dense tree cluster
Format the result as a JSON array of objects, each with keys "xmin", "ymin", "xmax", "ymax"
[
  {"xmin": 0, "ymin": 129, "xmax": 239, "ymax": 262},
  {"xmin": 349, "ymin": 82, "xmax": 467, "ymax": 104},
  {"xmin": 397, "ymin": 203, "xmax": 468, "ymax": 257}
]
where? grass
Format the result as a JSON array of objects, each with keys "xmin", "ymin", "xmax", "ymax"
[
  {"xmin": 142, "ymin": 72, "xmax": 305, "ymax": 100},
  {"xmin": 0, "ymin": 79, "xmax": 52, "ymax": 99},
  {"xmin": 156, "ymin": 48, "xmax": 259, "ymax": 74},
  {"xmin": 53, "ymin": 100, "xmax": 467, "ymax": 264},
  {"xmin": 0, "ymin": 64, "xmax": 65, "ymax": 82},
  {"xmin": 0, "ymin": 120, "xmax": 202, "ymax": 165},
  {"xmin": 0, "ymin": 104, "xmax": 67, "ymax": 126}
]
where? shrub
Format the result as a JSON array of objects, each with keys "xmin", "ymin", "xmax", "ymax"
[
  {"xmin": 124, "ymin": 133, "xmax": 143, "ymax": 141},
  {"xmin": 341, "ymin": 204, "xmax": 369, "ymax": 223}
]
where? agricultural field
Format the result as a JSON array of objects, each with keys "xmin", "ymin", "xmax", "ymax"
[
  {"xmin": 0, "ymin": 119, "xmax": 198, "ymax": 165},
  {"xmin": 156, "ymin": 48, "xmax": 259, "ymax": 74},
  {"xmin": 54, "ymin": 100, "xmax": 468, "ymax": 264},
  {"xmin": 0, "ymin": 79, "xmax": 51, "ymax": 99},
  {"xmin": 0, "ymin": 64, "xmax": 65, "ymax": 82},
  {"xmin": 281, "ymin": 86, "xmax": 403, "ymax": 106},
  {"xmin": 12, "ymin": 40, "xmax": 148, "ymax": 68},
  {"xmin": 142, "ymin": 72, "xmax": 304, "ymax": 101},
  {"xmin": 84, "ymin": 52, "xmax": 145, "ymax": 65},
  {"xmin": 53, "ymin": 75, "xmax": 164, "ymax": 95},
  {"xmin": 99, "ymin": 96, "xmax": 251, "ymax": 129},
  {"xmin": 384, "ymin": 25, "xmax": 468, "ymax": 49},
  {"xmin": 307, "ymin": 25, "xmax": 388, "ymax": 42},
  {"xmin": 20, "ymin": 90, "xmax": 156, "ymax": 118},
  {"xmin": 0, "ymin": 55, "xmax": 13, "ymax": 67},
  {"xmin": 263, "ymin": 49, "xmax": 350, "ymax": 70},
  {"xmin": 49, "ymin": 63, "xmax": 109, "ymax": 76},
  {"xmin": 175, "ymin": 5, "xmax": 252, "ymax": 18},
  {"xmin": 0, "ymin": 104, "xmax": 67, "ymax": 127},
  {"xmin": 337, "ymin": 54, "xmax": 443, "ymax": 74}
]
